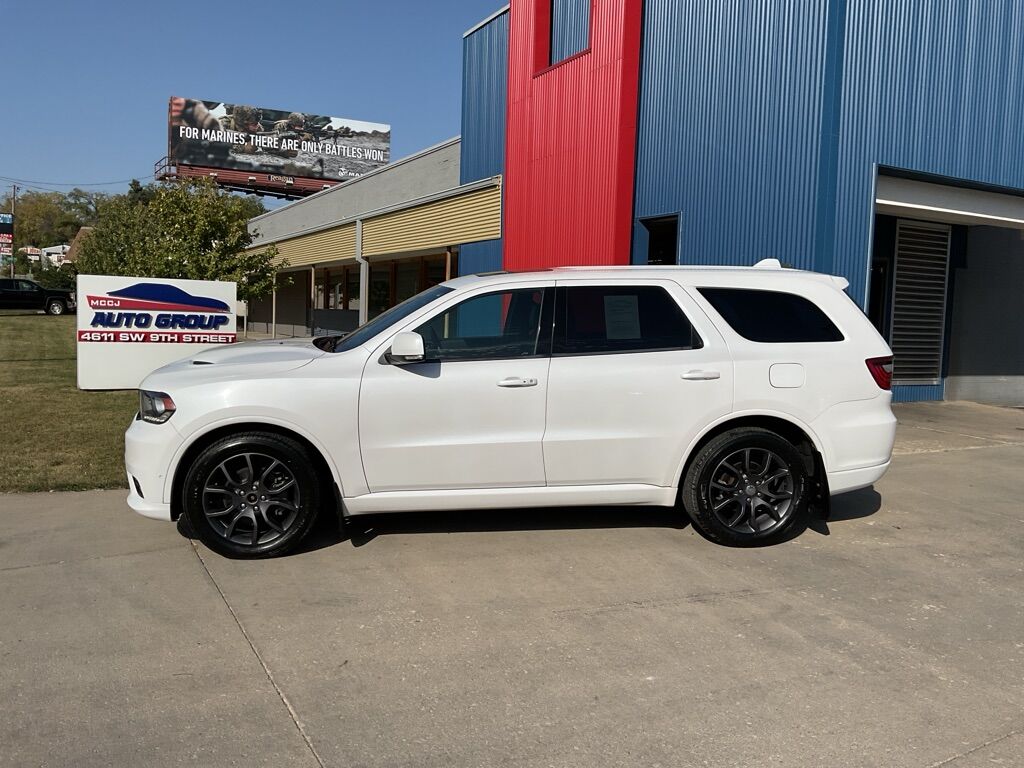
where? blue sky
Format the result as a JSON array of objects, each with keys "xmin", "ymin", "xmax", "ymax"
[{"xmin": 0, "ymin": 0, "xmax": 503, "ymax": 198}]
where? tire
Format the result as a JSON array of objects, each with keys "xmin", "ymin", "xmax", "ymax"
[
  {"xmin": 681, "ymin": 427, "xmax": 810, "ymax": 546},
  {"xmin": 46, "ymin": 300, "xmax": 66, "ymax": 315},
  {"xmin": 182, "ymin": 431, "xmax": 321, "ymax": 558}
]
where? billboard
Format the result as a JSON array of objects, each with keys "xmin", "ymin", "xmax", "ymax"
[
  {"xmin": 167, "ymin": 97, "xmax": 390, "ymax": 184},
  {"xmin": 76, "ymin": 275, "xmax": 237, "ymax": 390},
  {"xmin": 0, "ymin": 213, "xmax": 12, "ymax": 259}
]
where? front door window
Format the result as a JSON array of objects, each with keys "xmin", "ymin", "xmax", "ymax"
[{"xmin": 415, "ymin": 288, "xmax": 550, "ymax": 361}]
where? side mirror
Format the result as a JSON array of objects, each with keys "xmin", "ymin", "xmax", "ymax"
[{"xmin": 388, "ymin": 331, "xmax": 425, "ymax": 365}]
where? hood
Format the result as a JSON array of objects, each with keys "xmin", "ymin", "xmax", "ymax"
[
  {"xmin": 142, "ymin": 338, "xmax": 327, "ymax": 389},
  {"xmin": 190, "ymin": 338, "xmax": 324, "ymax": 366}
]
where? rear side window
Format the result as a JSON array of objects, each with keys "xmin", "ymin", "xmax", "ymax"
[
  {"xmin": 698, "ymin": 287, "xmax": 844, "ymax": 343},
  {"xmin": 554, "ymin": 285, "xmax": 702, "ymax": 355}
]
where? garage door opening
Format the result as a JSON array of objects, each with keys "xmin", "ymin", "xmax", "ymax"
[{"xmin": 869, "ymin": 174, "xmax": 1024, "ymax": 405}]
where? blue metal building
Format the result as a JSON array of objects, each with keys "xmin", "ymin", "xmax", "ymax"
[{"xmin": 460, "ymin": 1, "xmax": 1024, "ymax": 404}]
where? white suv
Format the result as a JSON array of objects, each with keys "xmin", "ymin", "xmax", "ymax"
[{"xmin": 125, "ymin": 263, "xmax": 896, "ymax": 557}]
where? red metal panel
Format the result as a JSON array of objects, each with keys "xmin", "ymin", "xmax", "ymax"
[{"xmin": 504, "ymin": 0, "xmax": 642, "ymax": 270}]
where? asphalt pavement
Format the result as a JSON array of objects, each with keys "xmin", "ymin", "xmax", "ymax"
[{"xmin": 2, "ymin": 401, "xmax": 1023, "ymax": 767}]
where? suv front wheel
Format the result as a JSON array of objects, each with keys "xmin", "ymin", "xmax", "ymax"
[
  {"xmin": 682, "ymin": 427, "xmax": 810, "ymax": 546},
  {"xmin": 182, "ymin": 431, "xmax": 321, "ymax": 558},
  {"xmin": 46, "ymin": 299, "xmax": 66, "ymax": 315}
]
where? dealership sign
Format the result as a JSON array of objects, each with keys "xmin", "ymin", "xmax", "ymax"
[
  {"xmin": 77, "ymin": 275, "xmax": 237, "ymax": 390},
  {"xmin": 0, "ymin": 213, "xmax": 12, "ymax": 258}
]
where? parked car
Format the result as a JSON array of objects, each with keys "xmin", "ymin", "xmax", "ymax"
[
  {"xmin": 125, "ymin": 262, "xmax": 896, "ymax": 558},
  {"xmin": 0, "ymin": 278, "xmax": 76, "ymax": 315}
]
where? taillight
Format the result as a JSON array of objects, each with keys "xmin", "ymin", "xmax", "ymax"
[{"xmin": 866, "ymin": 356, "xmax": 893, "ymax": 390}]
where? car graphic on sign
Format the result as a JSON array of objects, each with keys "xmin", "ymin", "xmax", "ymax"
[{"xmin": 87, "ymin": 283, "xmax": 231, "ymax": 313}]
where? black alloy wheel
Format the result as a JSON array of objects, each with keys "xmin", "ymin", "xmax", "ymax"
[
  {"xmin": 182, "ymin": 432, "xmax": 320, "ymax": 558},
  {"xmin": 682, "ymin": 427, "xmax": 810, "ymax": 546},
  {"xmin": 706, "ymin": 447, "xmax": 795, "ymax": 535}
]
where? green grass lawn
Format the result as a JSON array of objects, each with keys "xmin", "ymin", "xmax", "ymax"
[{"xmin": 0, "ymin": 314, "xmax": 137, "ymax": 492}]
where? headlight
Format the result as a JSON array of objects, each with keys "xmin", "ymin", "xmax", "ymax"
[{"xmin": 139, "ymin": 390, "xmax": 176, "ymax": 424}]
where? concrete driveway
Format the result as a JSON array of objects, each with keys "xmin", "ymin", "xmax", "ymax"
[{"xmin": 2, "ymin": 402, "xmax": 1023, "ymax": 767}]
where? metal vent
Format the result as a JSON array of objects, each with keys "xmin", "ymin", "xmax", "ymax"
[{"xmin": 890, "ymin": 220, "xmax": 951, "ymax": 384}]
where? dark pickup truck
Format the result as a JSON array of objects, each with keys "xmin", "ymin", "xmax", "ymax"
[{"xmin": 0, "ymin": 278, "xmax": 76, "ymax": 315}]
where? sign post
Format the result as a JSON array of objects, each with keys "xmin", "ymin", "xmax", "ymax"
[
  {"xmin": 76, "ymin": 275, "xmax": 237, "ymax": 390},
  {"xmin": 0, "ymin": 212, "xmax": 13, "ymax": 277}
]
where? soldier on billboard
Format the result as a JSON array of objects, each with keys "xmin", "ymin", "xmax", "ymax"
[
  {"xmin": 169, "ymin": 97, "xmax": 231, "ymax": 165},
  {"xmin": 221, "ymin": 105, "xmax": 268, "ymax": 156},
  {"xmin": 270, "ymin": 112, "xmax": 315, "ymax": 158}
]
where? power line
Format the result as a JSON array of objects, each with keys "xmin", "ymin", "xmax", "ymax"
[{"xmin": 0, "ymin": 173, "xmax": 154, "ymax": 189}]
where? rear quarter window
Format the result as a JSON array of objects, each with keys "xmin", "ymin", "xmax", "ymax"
[{"xmin": 697, "ymin": 287, "xmax": 844, "ymax": 343}]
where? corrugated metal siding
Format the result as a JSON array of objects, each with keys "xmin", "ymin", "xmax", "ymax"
[
  {"xmin": 460, "ymin": 8, "xmax": 509, "ymax": 276},
  {"xmin": 834, "ymin": 0, "xmax": 1024, "ymax": 305},
  {"xmin": 633, "ymin": 0, "xmax": 832, "ymax": 272},
  {"xmin": 504, "ymin": 0, "xmax": 643, "ymax": 270},
  {"xmin": 892, "ymin": 383, "xmax": 945, "ymax": 403},
  {"xmin": 458, "ymin": 238, "xmax": 504, "ymax": 275},
  {"xmin": 551, "ymin": 0, "xmax": 591, "ymax": 62},
  {"xmin": 462, "ymin": 9, "xmax": 509, "ymax": 184},
  {"xmin": 362, "ymin": 185, "xmax": 502, "ymax": 257},
  {"xmin": 260, "ymin": 223, "xmax": 357, "ymax": 268}
]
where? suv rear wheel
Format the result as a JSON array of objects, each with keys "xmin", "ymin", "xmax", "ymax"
[
  {"xmin": 682, "ymin": 427, "xmax": 810, "ymax": 546},
  {"xmin": 46, "ymin": 299, "xmax": 66, "ymax": 315},
  {"xmin": 182, "ymin": 431, "xmax": 321, "ymax": 558}
]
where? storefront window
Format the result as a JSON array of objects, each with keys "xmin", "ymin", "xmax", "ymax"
[
  {"xmin": 396, "ymin": 261, "xmax": 420, "ymax": 304},
  {"xmin": 346, "ymin": 268, "xmax": 361, "ymax": 312},
  {"xmin": 369, "ymin": 264, "xmax": 391, "ymax": 319},
  {"xmin": 425, "ymin": 255, "xmax": 448, "ymax": 288}
]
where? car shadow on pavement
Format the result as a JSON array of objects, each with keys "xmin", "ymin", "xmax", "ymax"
[
  {"xmin": 808, "ymin": 487, "xmax": 882, "ymax": 536},
  {"xmin": 178, "ymin": 490, "xmax": 883, "ymax": 556},
  {"xmin": 337, "ymin": 505, "xmax": 690, "ymax": 549}
]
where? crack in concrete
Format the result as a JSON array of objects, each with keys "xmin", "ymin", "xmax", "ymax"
[
  {"xmin": 900, "ymin": 422, "xmax": 1024, "ymax": 445},
  {"xmin": 926, "ymin": 724, "xmax": 1024, "ymax": 767},
  {"xmin": 190, "ymin": 542, "xmax": 326, "ymax": 768},
  {"xmin": 0, "ymin": 544, "xmax": 184, "ymax": 573},
  {"xmin": 893, "ymin": 441, "xmax": 1024, "ymax": 456}
]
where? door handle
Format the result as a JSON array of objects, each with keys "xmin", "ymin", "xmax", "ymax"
[
  {"xmin": 497, "ymin": 377, "xmax": 538, "ymax": 388},
  {"xmin": 680, "ymin": 370, "xmax": 721, "ymax": 381}
]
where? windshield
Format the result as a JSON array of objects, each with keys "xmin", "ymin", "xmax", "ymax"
[{"xmin": 314, "ymin": 284, "xmax": 454, "ymax": 353}]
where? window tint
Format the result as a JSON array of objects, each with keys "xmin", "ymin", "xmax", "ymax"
[
  {"xmin": 553, "ymin": 285, "xmax": 702, "ymax": 355},
  {"xmin": 698, "ymin": 287, "xmax": 844, "ymax": 343},
  {"xmin": 17, "ymin": 281, "xmax": 38, "ymax": 292},
  {"xmin": 415, "ymin": 288, "xmax": 550, "ymax": 362}
]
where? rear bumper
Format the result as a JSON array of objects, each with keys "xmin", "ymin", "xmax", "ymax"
[
  {"xmin": 827, "ymin": 460, "xmax": 891, "ymax": 495},
  {"xmin": 813, "ymin": 394, "xmax": 896, "ymax": 471}
]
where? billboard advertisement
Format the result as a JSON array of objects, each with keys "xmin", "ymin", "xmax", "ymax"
[
  {"xmin": 0, "ymin": 213, "xmax": 12, "ymax": 259},
  {"xmin": 168, "ymin": 97, "xmax": 390, "ymax": 184},
  {"xmin": 76, "ymin": 275, "xmax": 237, "ymax": 390}
]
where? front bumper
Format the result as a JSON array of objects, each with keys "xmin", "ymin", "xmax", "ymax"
[{"xmin": 124, "ymin": 416, "xmax": 183, "ymax": 521}]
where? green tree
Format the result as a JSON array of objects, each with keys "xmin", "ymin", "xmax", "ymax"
[
  {"xmin": 0, "ymin": 188, "xmax": 104, "ymax": 253},
  {"xmin": 33, "ymin": 262, "xmax": 77, "ymax": 290},
  {"xmin": 76, "ymin": 179, "xmax": 282, "ymax": 302}
]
